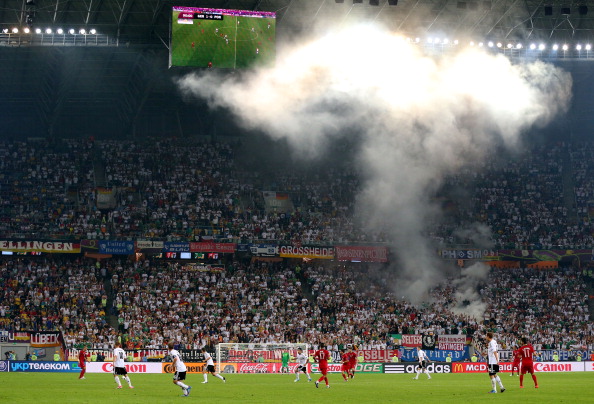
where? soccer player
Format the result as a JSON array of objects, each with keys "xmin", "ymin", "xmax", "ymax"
[
  {"xmin": 281, "ymin": 350, "xmax": 290, "ymax": 373},
  {"xmin": 168, "ymin": 342, "xmax": 192, "ymax": 396},
  {"xmin": 314, "ymin": 343, "xmax": 330, "ymax": 388},
  {"xmin": 294, "ymin": 347, "xmax": 312, "ymax": 382},
  {"xmin": 78, "ymin": 346, "xmax": 90, "ymax": 379},
  {"xmin": 201, "ymin": 347, "xmax": 226, "ymax": 384},
  {"xmin": 413, "ymin": 346, "xmax": 432, "ymax": 380},
  {"xmin": 485, "ymin": 332, "xmax": 505, "ymax": 393},
  {"xmin": 346, "ymin": 345, "xmax": 357, "ymax": 379},
  {"xmin": 113, "ymin": 342, "xmax": 134, "ymax": 389},
  {"xmin": 518, "ymin": 337, "xmax": 539, "ymax": 389},
  {"xmin": 340, "ymin": 350, "xmax": 350, "ymax": 381},
  {"xmin": 510, "ymin": 347, "xmax": 521, "ymax": 376}
]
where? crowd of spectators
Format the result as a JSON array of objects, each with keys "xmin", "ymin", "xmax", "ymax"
[
  {"xmin": 2, "ymin": 138, "xmax": 594, "ymax": 247},
  {"xmin": 0, "ymin": 257, "xmax": 111, "ymax": 348},
  {"xmin": 3, "ymin": 256, "xmax": 592, "ymax": 355}
]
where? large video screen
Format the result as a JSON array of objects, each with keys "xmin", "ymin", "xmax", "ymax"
[{"xmin": 171, "ymin": 7, "xmax": 276, "ymax": 69}]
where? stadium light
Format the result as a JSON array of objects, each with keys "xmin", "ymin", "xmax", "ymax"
[
  {"xmin": 23, "ymin": 27, "xmax": 30, "ymax": 33},
  {"xmin": 576, "ymin": 44, "xmax": 582, "ymax": 50},
  {"xmin": 516, "ymin": 43, "xmax": 522, "ymax": 49},
  {"xmin": 586, "ymin": 44, "xmax": 592, "ymax": 50},
  {"xmin": 478, "ymin": 42, "xmax": 484, "ymax": 47},
  {"xmin": 496, "ymin": 42, "xmax": 502, "ymax": 48},
  {"xmin": 56, "ymin": 28, "xmax": 63, "ymax": 34},
  {"xmin": 12, "ymin": 27, "xmax": 18, "ymax": 33},
  {"xmin": 69, "ymin": 28, "xmax": 75, "ymax": 34},
  {"xmin": 79, "ymin": 28, "xmax": 86, "ymax": 35},
  {"xmin": 45, "ymin": 28, "xmax": 52, "ymax": 34},
  {"xmin": 453, "ymin": 39, "xmax": 459, "ymax": 45},
  {"xmin": 470, "ymin": 41, "xmax": 475, "ymax": 46},
  {"xmin": 506, "ymin": 43, "xmax": 513, "ymax": 48},
  {"xmin": 1, "ymin": 28, "xmax": 7, "ymax": 33},
  {"xmin": 552, "ymin": 44, "xmax": 559, "ymax": 50},
  {"xmin": 35, "ymin": 28, "xmax": 41, "ymax": 34},
  {"xmin": 562, "ymin": 44, "xmax": 568, "ymax": 51},
  {"xmin": 529, "ymin": 43, "xmax": 536, "ymax": 50},
  {"xmin": 415, "ymin": 37, "xmax": 420, "ymax": 43},
  {"xmin": 488, "ymin": 41, "xmax": 494, "ymax": 47},
  {"xmin": 539, "ymin": 43, "xmax": 546, "ymax": 50},
  {"xmin": 89, "ymin": 29, "xmax": 96, "ymax": 35}
]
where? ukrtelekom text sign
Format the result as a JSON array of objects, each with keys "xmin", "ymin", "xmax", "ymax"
[{"xmin": 335, "ymin": 246, "xmax": 388, "ymax": 262}]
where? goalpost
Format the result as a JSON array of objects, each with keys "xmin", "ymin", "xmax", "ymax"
[{"xmin": 216, "ymin": 343, "xmax": 309, "ymax": 374}]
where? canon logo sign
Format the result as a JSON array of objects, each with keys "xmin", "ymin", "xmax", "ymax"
[{"xmin": 101, "ymin": 363, "xmax": 147, "ymax": 373}]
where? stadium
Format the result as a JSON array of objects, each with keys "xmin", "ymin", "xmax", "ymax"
[{"xmin": 1, "ymin": 0, "xmax": 594, "ymax": 403}]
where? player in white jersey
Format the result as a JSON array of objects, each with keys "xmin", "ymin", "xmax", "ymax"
[
  {"xmin": 294, "ymin": 347, "xmax": 312, "ymax": 382},
  {"xmin": 413, "ymin": 346, "xmax": 432, "ymax": 380},
  {"xmin": 112, "ymin": 342, "xmax": 134, "ymax": 389},
  {"xmin": 486, "ymin": 332, "xmax": 505, "ymax": 393},
  {"xmin": 169, "ymin": 342, "xmax": 191, "ymax": 396},
  {"xmin": 201, "ymin": 347, "xmax": 226, "ymax": 384}
]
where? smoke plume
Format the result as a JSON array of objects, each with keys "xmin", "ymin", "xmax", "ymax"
[{"xmin": 177, "ymin": 24, "xmax": 572, "ymax": 305}]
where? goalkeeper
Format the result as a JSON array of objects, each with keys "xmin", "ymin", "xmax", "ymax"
[
  {"xmin": 281, "ymin": 351, "xmax": 290, "ymax": 373},
  {"xmin": 294, "ymin": 347, "xmax": 312, "ymax": 382}
]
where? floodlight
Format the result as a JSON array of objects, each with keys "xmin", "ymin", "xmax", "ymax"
[
  {"xmin": 35, "ymin": 28, "xmax": 41, "ymax": 34},
  {"xmin": 487, "ymin": 41, "xmax": 494, "ymax": 47},
  {"xmin": 45, "ymin": 28, "xmax": 52, "ymax": 34},
  {"xmin": 23, "ymin": 27, "xmax": 30, "ymax": 33},
  {"xmin": 478, "ymin": 42, "xmax": 484, "ymax": 47},
  {"xmin": 454, "ymin": 39, "xmax": 459, "ymax": 45},
  {"xmin": 516, "ymin": 43, "xmax": 522, "ymax": 49},
  {"xmin": 496, "ymin": 42, "xmax": 502, "ymax": 48},
  {"xmin": 470, "ymin": 41, "xmax": 475, "ymax": 46},
  {"xmin": 89, "ymin": 29, "xmax": 96, "ymax": 34},
  {"xmin": 538, "ymin": 43, "xmax": 545, "ymax": 50},
  {"xmin": 79, "ymin": 28, "xmax": 86, "ymax": 35},
  {"xmin": 552, "ymin": 44, "xmax": 559, "ymax": 50},
  {"xmin": 586, "ymin": 44, "xmax": 592, "ymax": 50},
  {"xmin": 562, "ymin": 44, "xmax": 568, "ymax": 50},
  {"xmin": 12, "ymin": 27, "xmax": 19, "ymax": 33},
  {"xmin": 507, "ymin": 43, "xmax": 513, "ymax": 48},
  {"xmin": 576, "ymin": 44, "xmax": 582, "ymax": 50},
  {"xmin": 69, "ymin": 29, "xmax": 75, "ymax": 34},
  {"xmin": 529, "ymin": 43, "xmax": 536, "ymax": 50},
  {"xmin": 57, "ymin": 28, "xmax": 63, "ymax": 34}
]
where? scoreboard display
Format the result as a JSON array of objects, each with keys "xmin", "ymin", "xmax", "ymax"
[{"xmin": 170, "ymin": 7, "xmax": 276, "ymax": 69}]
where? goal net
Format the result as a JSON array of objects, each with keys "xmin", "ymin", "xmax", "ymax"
[{"xmin": 216, "ymin": 343, "xmax": 309, "ymax": 374}]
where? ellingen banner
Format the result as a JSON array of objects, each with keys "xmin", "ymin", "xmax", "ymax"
[{"xmin": 0, "ymin": 240, "xmax": 80, "ymax": 253}]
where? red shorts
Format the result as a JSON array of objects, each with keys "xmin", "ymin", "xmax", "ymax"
[
  {"xmin": 341, "ymin": 364, "xmax": 349, "ymax": 372},
  {"xmin": 520, "ymin": 362, "xmax": 534, "ymax": 374},
  {"xmin": 349, "ymin": 362, "xmax": 357, "ymax": 370},
  {"xmin": 512, "ymin": 361, "xmax": 520, "ymax": 370},
  {"xmin": 319, "ymin": 366, "xmax": 328, "ymax": 375},
  {"xmin": 79, "ymin": 363, "xmax": 86, "ymax": 369}
]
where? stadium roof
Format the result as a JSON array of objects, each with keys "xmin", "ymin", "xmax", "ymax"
[
  {"xmin": 2, "ymin": 0, "xmax": 594, "ymax": 44},
  {"xmin": 1, "ymin": 0, "xmax": 594, "ymax": 138}
]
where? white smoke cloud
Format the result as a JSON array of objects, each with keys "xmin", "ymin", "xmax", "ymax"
[
  {"xmin": 177, "ymin": 24, "xmax": 572, "ymax": 304},
  {"xmin": 451, "ymin": 262, "xmax": 490, "ymax": 320}
]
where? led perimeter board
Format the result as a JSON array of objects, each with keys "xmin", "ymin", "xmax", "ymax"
[{"xmin": 170, "ymin": 7, "xmax": 276, "ymax": 69}]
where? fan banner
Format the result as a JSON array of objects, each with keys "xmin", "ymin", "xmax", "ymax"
[{"xmin": 335, "ymin": 246, "xmax": 389, "ymax": 262}]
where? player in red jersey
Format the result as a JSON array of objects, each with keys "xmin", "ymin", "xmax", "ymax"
[
  {"xmin": 346, "ymin": 345, "xmax": 358, "ymax": 378},
  {"xmin": 340, "ymin": 350, "xmax": 350, "ymax": 381},
  {"xmin": 510, "ymin": 347, "xmax": 521, "ymax": 376},
  {"xmin": 78, "ymin": 346, "xmax": 90, "ymax": 379},
  {"xmin": 518, "ymin": 337, "xmax": 539, "ymax": 388},
  {"xmin": 314, "ymin": 344, "xmax": 331, "ymax": 388}
]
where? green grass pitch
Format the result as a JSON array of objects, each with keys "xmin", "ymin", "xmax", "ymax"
[
  {"xmin": 171, "ymin": 12, "xmax": 276, "ymax": 69},
  {"xmin": 0, "ymin": 372, "xmax": 592, "ymax": 404}
]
